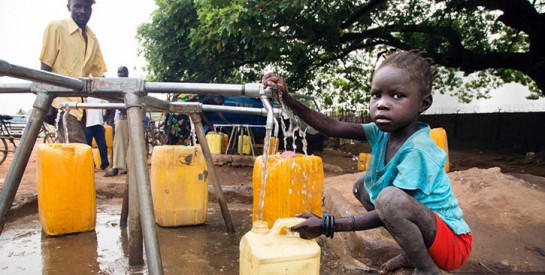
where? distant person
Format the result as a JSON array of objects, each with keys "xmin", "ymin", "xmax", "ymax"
[
  {"xmin": 164, "ymin": 94, "xmax": 199, "ymax": 145},
  {"xmin": 105, "ymin": 66, "xmax": 129, "ymax": 177},
  {"xmin": 104, "ymin": 108, "xmax": 116, "ymax": 136},
  {"xmin": 263, "ymin": 50, "xmax": 472, "ymax": 274},
  {"xmin": 85, "ymin": 97, "xmax": 109, "ymax": 171},
  {"xmin": 40, "ymin": 0, "xmax": 106, "ymax": 144},
  {"xmin": 199, "ymin": 95, "xmax": 230, "ymax": 133}
]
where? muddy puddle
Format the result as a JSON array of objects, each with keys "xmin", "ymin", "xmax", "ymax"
[{"xmin": 0, "ymin": 199, "xmax": 346, "ymax": 274}]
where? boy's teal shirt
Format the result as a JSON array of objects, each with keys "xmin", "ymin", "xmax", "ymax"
[{"xmin": 363, "ymin": 122, "xmax": 471, "ymax": 234}]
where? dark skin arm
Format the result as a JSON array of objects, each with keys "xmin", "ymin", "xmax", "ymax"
[
  {"xmin": 291, "ymin": 185, "xmax": 415, "ymax": 240},
  {"xmin": 291, "ymin": 211, "xmax": 385, "ymax": 240},
  {"xmin": 262, "ymin": 72, "xmax": 365, "ymax": 140}
]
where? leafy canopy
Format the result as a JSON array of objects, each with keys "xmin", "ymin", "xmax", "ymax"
[{"xmin": 138, "ymin": 0, "xmax": 545, "ymax": 111}]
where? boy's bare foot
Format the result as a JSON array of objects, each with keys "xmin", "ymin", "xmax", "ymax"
[{"xmin": 379, "ymin": 253, "xmax": 411, "ymax": 274}]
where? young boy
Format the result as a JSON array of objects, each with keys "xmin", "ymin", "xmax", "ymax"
[{"xmin": 262, "ymin": 50, "xmax": 472, "ymax": 274}]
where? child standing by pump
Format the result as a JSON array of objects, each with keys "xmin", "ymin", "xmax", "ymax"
[{"xmin": 262, "ymin": 50, "xmax": 471, "ymax": 275}]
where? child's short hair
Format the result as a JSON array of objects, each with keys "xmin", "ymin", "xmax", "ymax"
[{"xmin": 376, "ymin": 50, "xmax": 435, "ymax": 97}]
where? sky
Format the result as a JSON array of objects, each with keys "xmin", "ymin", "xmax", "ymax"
[
  {"xmin": 0, "ymin": 0, "xmax": 544, "ymax": 116},
  {"xmin": 0, "ymin": 0, "xmax": 157, "ymax": 114},
  {"xmin": 426, "ymin": 83, "xmax": 545, "ymax": 114}
]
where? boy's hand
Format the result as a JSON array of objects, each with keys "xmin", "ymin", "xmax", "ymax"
[
  {"xmin": 290, "ymin": 212, "xmax": 322, "ymax": 240},
  {"xmin": 262, "ymin": 72, "xmax": 289, "ymax": 101}
]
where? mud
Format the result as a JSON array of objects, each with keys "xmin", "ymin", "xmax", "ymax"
[
  {"xmin": 2, "ymin": 141, "xmax": 545, "ymax": 274},
  {"xmin": 0, "ymin": 199, "xmax": 350, "ymax": 274}
]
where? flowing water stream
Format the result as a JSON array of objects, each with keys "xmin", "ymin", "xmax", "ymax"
[{"xmin": 256, "ymin": 93, "xmax": 312, "ymax": 223}]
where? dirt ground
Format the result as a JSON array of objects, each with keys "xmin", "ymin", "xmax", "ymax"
[{"xmin": 1, "ymin": 141, "xmax": 545, "ymax": 273}]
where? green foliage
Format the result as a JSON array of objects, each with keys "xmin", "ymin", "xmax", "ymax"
[{"xmin": 137, "ymin": 0, "xmax": 545, "ymax": 112}]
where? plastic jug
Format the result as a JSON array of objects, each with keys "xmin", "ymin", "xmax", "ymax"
[
  {"xmin": 238, "ymin": 134, "xmax": 251, "ymax": 155},
  {"xmin": 206, "ymin": 131, "xmax": 223, "ymax": 154},
  {"xmin": 222, "ymin": 132, "xmax": 229, "ymax": 154},
  {"xmin": 37, "ymin": 143, "xmax": 96, "ymax": 236},
  {"xmin": 91, "ymin": 125, "xmax": 113, "ymax": 148},
  {"xmin": 92, "ymin": 147, "xmax": 113, "ymax": 169},
  {"xmin": 239, "ymin": 218, "xmax": 321, "ymax": 275},
  {"xmin": 357, "ymin": 152, "xmax": 371, "ymax": 171},
  {"xmin": 252, "ymin": 154, "xmax": 324, "ymax": 228},
  {"xmin": 267, "ymin": 137, "xmax": 279, "ymax": 154},
  {"xmin": 150, "ymin": 145, "xmax": 208, "ymax": 226},
  {"xmin": 429, "ymin": 127, "xmax": 450, "ymax": 172}
]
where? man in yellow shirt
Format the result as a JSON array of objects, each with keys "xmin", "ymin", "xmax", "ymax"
[{"xmin": 40, "ymin": 0, "xmax": 106, "ymax": 143}]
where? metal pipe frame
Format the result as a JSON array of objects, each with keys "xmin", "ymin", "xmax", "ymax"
[
  {"xmin": 59, "ymin": 102, "xmax": 282, "ymax": 117},
  {"xmin": 0, "ymin": 60, "xmax": 281, "ymax": 274},
  {"xmin": 0, "ymin": 91, "xmax": 53, "ymax": 234},
  {"xmin": 125, "ymin": 91, "xmax": 163, "ymax": 274},
  {"xmin": 0, "ymin": 59, "xmax": 84, "ymax": 91},
  {"xmin": 189, "ymin": 113, "xmax": 236, "ymax": 233}
]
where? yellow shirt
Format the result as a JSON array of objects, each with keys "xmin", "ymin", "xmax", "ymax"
[{"xmin": 40, "ymin": 18, "xmax": 107, "ymax": 120}]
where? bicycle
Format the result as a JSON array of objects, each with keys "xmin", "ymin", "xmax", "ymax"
[
  {"xmin": 40, "ymin": 122, "xmax": 58, "ymax": 144},
  {"xmin": 0, "ymin": 115, "xmax": 19, "ymax": 165}
]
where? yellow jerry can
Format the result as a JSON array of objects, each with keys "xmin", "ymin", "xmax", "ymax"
[
  {"xmin": 206, "ymin": 132, "xmax": 223, "ymax": 154},
  {"xmin": 92, "ymin": 147, "xmax": 113, "ymax": 169},
  {"xmin": 91, "ymin": 125, "xmax": 113, "ymax": 148},
  {"xmin": 239, "ymin": 218, "xmax": 321, "ymax": 275},
  {"xmin": 429, "ymin": 127, "xmax": 450, "ymax": 172},
  {"xmin": 267, "ymin": 137, "xmax": 279, "ymax": 155},
  {"xmin": 150, "ymin": 145, "xmax": 209, "ymax": 227},
  {"xmin": 357, "ymin": 152, "xmax": 371, "ymax": 171},
  {"xmin": 252, "ymin": 154, "xmax": 324, "ymax": 228},
  {"xmin": 37, "ymin": 143, "xmax": 96, "ymax": 236},
  {"xmin": 238, "ymin": 134, "xmax": 251, "ymax": 155}
]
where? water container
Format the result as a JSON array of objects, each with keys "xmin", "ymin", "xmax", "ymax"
[
  {"xmin": 91, "ymin": 125, "xmax": 113, "ymax": 148},
  {"xmin": 206, "ymin": 132, "xmax": 223, "ymax": 154},
  {"xmin": 238, "ymin": 134, "xmax": 251, "ymax": 155},
  {"xmin": 150, "ymin": 145, "xmax": 208, "ymax": 227},
  {"xmin": 239, "ymin": 218, "xmax": 321, "ymax": 275},
  {"xmin": 37, "ymin": 143, "xmax": 96, "ymax": 236},
  {"xmin": 222, "ymin": 132, "xmax": 229, "ymax": 154},
  {"xmin": 267, "ymin": 137, "xmax": 279, "ymax": 154},
  {"xmin": 429, "ymin": 127, "xmax": 450, "ymax": 172},
  {"xmin": 357, "ymin": 152, "xmax": 371, "ymax": 171},
  {"xmin": 92, "ymin": 147, "xmax": 113, "ymax": 169},
  {"xmin": 252, "ymin": 154, "xmax": 324, "ymax": 228}
]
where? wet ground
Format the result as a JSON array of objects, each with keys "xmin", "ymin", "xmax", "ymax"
[
  {"xmin": 0, "ymin": 199, "xmax": 350, "ymax": 275},
  {"xmin": 2, "ymin": 142, "xmax": 545, "ymax": 274}
]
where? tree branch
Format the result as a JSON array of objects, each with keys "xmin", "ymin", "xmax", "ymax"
[
  {"xmin": 455, "ymin": 0, "xmax": 540, "ymax": 33},
  {"xmin": 341, "ymin": 0, "xmax": 388, "ymax": 29}
]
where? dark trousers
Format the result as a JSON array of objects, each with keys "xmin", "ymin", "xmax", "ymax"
[
  {"xmin": 57, "ymin": 111, "xmax": 87, "ymax": 144},
  {"xmin": 85, "ymin": 124, "xmax": 109, "ymax": 170}
]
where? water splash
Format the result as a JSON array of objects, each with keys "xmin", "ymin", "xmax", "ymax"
[
  {"xmin": 54, "ymin": 108, "xmax": 62, "ymax": 143},
  {"xmin": 257, "ymin": 89, "xmax": 313, "ymax": 222},
  {"xmin": 276, "ymin": 95, "xmax": 309, "ymax": 156},
  {"xmin": 62, "ymin": 109, "xmax": 70, "ymax": 144}
]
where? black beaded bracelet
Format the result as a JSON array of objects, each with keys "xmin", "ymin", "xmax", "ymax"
[
  {"xmin": 322, "ymin": 214, "xmax": 334, "ymax": 238},
  {"xmin": 321, "ymin": 214, "xmax": 328, "ymax": 236}
]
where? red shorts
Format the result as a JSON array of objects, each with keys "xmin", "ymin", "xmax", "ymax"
[{"xmin": 428, "ymin": 213, "xmax": 472, "ymax": 270}]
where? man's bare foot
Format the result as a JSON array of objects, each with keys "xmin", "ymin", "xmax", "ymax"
[{"xmin": 379, "ymin": 253, "xmax": 411, "ymax": 274}]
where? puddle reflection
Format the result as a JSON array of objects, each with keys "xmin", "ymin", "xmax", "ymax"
[{"xmin": 0, "ymin": 199, "xmax": 253, "ymax": 274}]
